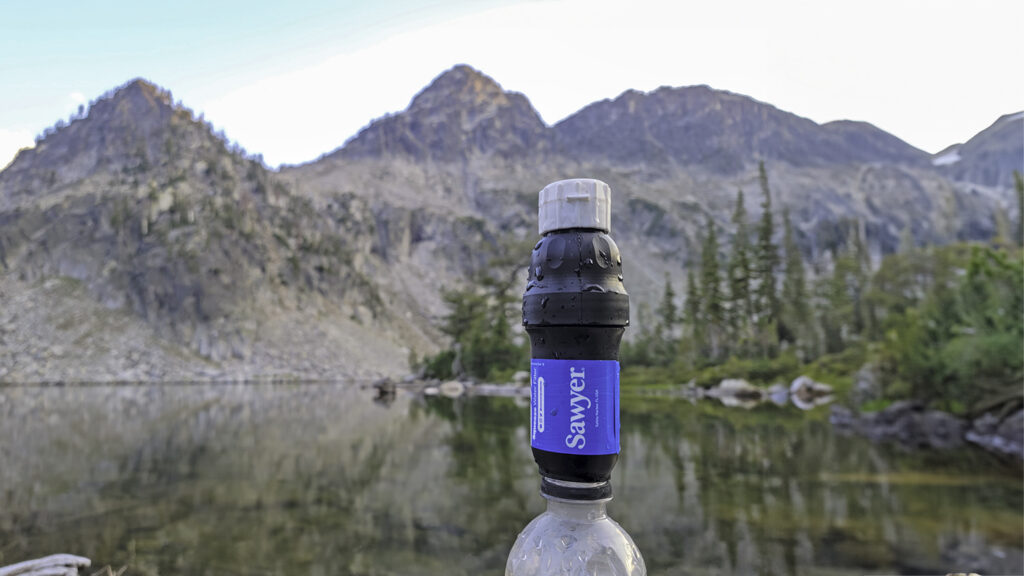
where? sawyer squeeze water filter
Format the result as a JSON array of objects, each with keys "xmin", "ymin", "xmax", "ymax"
[{"xmin": 522, "ymin": 179, "xmax": 629, "ymax": 499}]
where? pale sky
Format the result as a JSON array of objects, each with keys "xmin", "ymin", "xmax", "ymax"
[{"xmin": 1, "ymin": 0, "xmax": 1021, "ymax": 168}]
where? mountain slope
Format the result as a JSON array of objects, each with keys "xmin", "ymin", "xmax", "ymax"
[
  {"xmin": 1, "ymin": 67, "xmax": 1016, "ymax": 382},
  {"xmin": 287, "ymin": 65, "xmax": 1006, "ymax": 330},
  {"xmin": 0, "ymin": 80, "xmax": 424, "ymax": 382},
  {"xmin": 933, "ymin": 112, "xmax": 1024, "ymax": 188},
  {"xmin": 553, "ymin": 86, "xmax": 930, "ymax": 172}
]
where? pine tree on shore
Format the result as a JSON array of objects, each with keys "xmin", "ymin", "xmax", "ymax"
[
  {"xmin": 753, "ymin": 161, "xmax": 779, "ymax": 356},
  {"xmin": 682, "ymin": 266, "xmax": 704, "ymax": 364},
  {"xmin": 726, "ymin": 189, "xmax": 752, "ymax": 356},
  {"xmin": 780, "ymin": 208, "xmax": 814, "ymax": 359},
  {"xmin": 701, "ymin": 215, "xmax": 725, "ymax": 360},
  {"xmin": 656, "ymin": 273, "xmax": 678, "ymax": 334},
  {"xmin": 1014, "ymin": 170, "xmax": 1024, "ymax": 247},
  {"xmin": 654, "ymin": 273, "xmax": 678, "ymax": 363}
]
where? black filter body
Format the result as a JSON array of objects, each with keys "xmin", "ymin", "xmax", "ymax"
[{"xmin": 523, "ymin": 228, "xmax": 629, "ymax": 484}]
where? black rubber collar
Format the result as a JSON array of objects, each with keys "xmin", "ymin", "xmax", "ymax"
[{"xmin": 541, "ymin": 477, "xmax": 613, "ymax": 501}]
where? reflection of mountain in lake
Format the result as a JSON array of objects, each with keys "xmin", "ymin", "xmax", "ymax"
[{"xmin": 1, "ymin": 385, "xmax": 1019, "ymax": 574}]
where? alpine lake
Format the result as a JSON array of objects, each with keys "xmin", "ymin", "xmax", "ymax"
[{"xmin": 1, "ymin": 382, "xmax": 1020, "ymax": 575}]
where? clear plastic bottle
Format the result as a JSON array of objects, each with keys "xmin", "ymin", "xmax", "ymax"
[{"xmin": 506, "ymin": 491, "xmax": 646, "ymax": 576}]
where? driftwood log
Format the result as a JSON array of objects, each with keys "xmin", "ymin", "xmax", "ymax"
[{"xmin": 0, "ymin": 555, "xmax": 91, "ymax": 576}]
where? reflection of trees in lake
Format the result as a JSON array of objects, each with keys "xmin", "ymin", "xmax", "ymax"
[
  {"xmin": 613, "ymin": 396, "xmax": 1023, "ymax": 574},
  {"xmin": 0, "ymin": 387, "xmax": 1019, "ymax": 575},
  {"xmin": 417, "ymin": 394, "xmax": 537, "ymax": 565}
]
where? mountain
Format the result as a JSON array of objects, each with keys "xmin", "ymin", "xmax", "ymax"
[
  {"xmin": 286, "ymin": 65, "xmax": 1007, "ymax": 327},
  {"xmin": 0, "ymin": 79, "xmax": 425, "ymax": 382},
  {"xmin": 553, "ymin": 86, "xmax": 929, "ymax": 172},
  {"xmin": 932, "ymin": 112, "xmax": 1024, "ymax": 188},
  {"xmin": 337, "ymin": 64, "xmax": 550, "ymax": 162},
  {"xmin": 0, "ymin": 66, "xmax": 1017, "ymax": 382}
]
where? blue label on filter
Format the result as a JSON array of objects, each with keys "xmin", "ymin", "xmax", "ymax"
[{"xmin": 531, "ymin": 358, "xmax": 619, "ymax": 456}]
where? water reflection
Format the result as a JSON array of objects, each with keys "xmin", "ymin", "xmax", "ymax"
[{"xmin": 0, "ymin": 384, "xmax": 1019, "ymax": 575}]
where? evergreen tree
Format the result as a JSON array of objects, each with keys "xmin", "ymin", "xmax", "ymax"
[
  {"xmin": 656, "ymin": 272, "xmax": 678, "ymax": 333},
  {"xmin": 898, "ymin": 225, "xmax": 915, "ymax": 254},
  {"xmin": 726, "ymin": 189, "xmax": 752, "ymax": 355},
  {"xmin": 818, "ymin": 252, "xmax": 848, "ymax": 354},
  {"xmin": 653, "ymin": 273, "xmax": 679, "ymax": 364},
  {"xmin": 818, "ymin": 220, "xmax": 870, "ymax": 353},
  {"xmin": 780, "ymin": 208, "xmax": 814, "ymax": 358},
  {"xmin": 682, "ymin": 266, "xmax": 704, "ymax": 363},
  {"xmin": 993, "ymin": 208, "xmax": 1013, "ymax": 248},
  {"xmin": 701, "ymin": 215, "xmax": 725, "ymax": 359},
  {"xmin": 753, "ymin": 161, "xmax": 779, "ymax": 356},
  {"xmin": 849, "ymin": 220, "xmax": 870, "ymax": 337},
  {"xmin": 1015, "ymin": 171, "xmax": 1024, "ymax": 247}
]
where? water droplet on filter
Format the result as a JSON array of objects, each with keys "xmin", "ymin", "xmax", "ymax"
[
  {"xmin": 617, "ymin": 256, "xmax": 622, "ymax": 265},
  {"xmin": 583, "ymin": 284, "xmax": 606, "ymax": 293},
  {"xmin": 534, "ymin": 266, "xmax": 544, "ymax": 280},
  {"xmin": 533, "ymin": 240, "xmax": 543, "ymax": 251},
  {"xmin": 526, "ymin": 281, "xmax": 537, "ymax": 292},
  {"xmin": 584, "ymin": 258, "xmax": 595, "ymax": 266},
  {"xmin": 540, "ymin": 297, "xmax": 549, "ymax": 309},
  {"xmin": 617, "ymin": 274, "xmax": 624, "ymax": 281},
  {"xmin": 558, "ymin": 534, "xmax": 578, "ymax": 551}
]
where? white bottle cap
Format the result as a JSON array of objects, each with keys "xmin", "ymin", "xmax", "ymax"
[{"xmin": 538, "ymin": 178, "xmax": 612, "ymax": 235}]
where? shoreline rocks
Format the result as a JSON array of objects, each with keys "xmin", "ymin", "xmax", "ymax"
[{"xmin": 831, "ymin": 402, "xmax": 1023, "ymax": 459}]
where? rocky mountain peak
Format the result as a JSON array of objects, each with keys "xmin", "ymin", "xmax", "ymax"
[
  {"xmin": 0, "ymin": 78, "xmax": 221, "ymax": 210},
  {"xmin": 408, "ymin": 64, "xmax": 511, "ymax": 113},
  {"xmin": 335, "ymin": 64, "xmax": 549, "ymax": 162},
  {"xmin": 90, "ymin": 78, "xmax": 175, "ymax": 120}
]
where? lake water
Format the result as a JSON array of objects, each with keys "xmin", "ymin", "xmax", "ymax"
[{"xmin": 0, "ymin": 383, "xmax": 1020, "ymax": 575}]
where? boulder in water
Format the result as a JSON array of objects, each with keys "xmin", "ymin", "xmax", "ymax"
[
  {"xmin": 790, "ymin": 376, "xmax": 832, "ymax": 402},
  {"xmin": 707, "ymin": 379, "xmax": 762, "ymax": 400}
]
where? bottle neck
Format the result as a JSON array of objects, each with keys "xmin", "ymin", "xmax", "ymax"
[
  {"xmin": 544, "ymin": 497, "xmax": 609, "ymax": 522},
  {"xmin": 540, "ymin": 477, "xmax": 613, "ymax": 500}
]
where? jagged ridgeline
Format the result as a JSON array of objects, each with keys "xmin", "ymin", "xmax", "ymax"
[{"xmin": 0, "ymin": 66, "xmax": 1020, "ymax": 381}]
